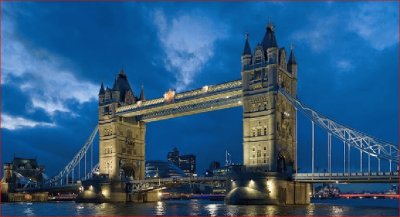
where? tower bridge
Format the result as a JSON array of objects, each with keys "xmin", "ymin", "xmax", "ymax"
[{"xmin": 3, "ymin": 23, "xmax": 398, "ymax": 205}]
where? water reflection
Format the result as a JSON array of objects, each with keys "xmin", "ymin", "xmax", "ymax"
[
  {"xmin": 330, "ymin": 205, "xmax": 345, "ymax": 216},
  {"xmin": 306, "ymin": 203, "xmax": 316, "ymax": 216},
  {"xmin": 188, "ymin": 199, "xmax": 201, "ymax": 216},
  {"xmin": 3, "ymin": 199, "xmax": 398, "ymax": 216},
  {"xmin": 23, "ymin": 205, "xmax": 34, "ymax": 216},
  {"xmin": 205, "ymin": 204, "xmax": 218, "ymax": 216},
  {"xmin": 155, "ymin": 201, "xmax": 165, "ymax": 216}
]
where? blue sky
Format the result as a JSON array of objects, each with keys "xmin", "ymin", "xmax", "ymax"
[{"xmin": 1, "ymin": 1, "xmax": 398, "ymax": 191}]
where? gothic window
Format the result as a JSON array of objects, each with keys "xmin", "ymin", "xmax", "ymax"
[
  {"xmin": 252, "ymin": 147, "xmax": 255, "ymax": 152},
  {"xmin": 103, "ymin": 106, "xmax": 110, "ymax": 114},
  {"xmin": 264, "ymin": 102, "xmax": 268, "ymax": 110},
  {"xmin": 257, "ymin": 128, "xmax": 261, "ymax": 136},
  {"xmin": 252, "ymin": 129, "xmax": 256, "ymax": 137},
  {"xmin": 127, "ymin": 130, "xmax": 133, "ymax": 138},
  {"xmin": 258, "ymin": 104, "xmax": 261, "ymax": 111},
  {"xmin": 257, "ymin": 150, "xmax": 261, "ymax": 157},
  {"xmin": 264, "ymin": 127, "xmax": 267, "ymax": 135},
  {"xmin": 252, "ymin": 104, "xmax": 256, "ymax": 112},
  {"xmin": 264, "ymin": 159, "xmax": 266, "ymax": 163},
  {"xmin": 255, "ymin": 71, "xmax": 261, "ymax": 80},
  {"xmin": 264, "ymin": 147, "xmax": 266, "ymax": 151},
  {"xmin": 254, "ymin": 50, "xmax": 262, "ymax": 64}
]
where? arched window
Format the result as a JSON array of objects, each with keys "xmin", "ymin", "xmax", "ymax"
[
  {"xmin": 254, "ymin": 50, "xmax": 263, "ymax": 64},
  {"xmin": 127, "ymin": 130, "xmax": 133, "ymax": 138}
]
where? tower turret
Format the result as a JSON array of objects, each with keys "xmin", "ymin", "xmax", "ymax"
[
  {"xmin": 262, "ymin": 23, "xmax": 279, "ymax": 64},
  {"xmin": 99, "ymin": 82, "xmax": 105, "ymax": 104},
  {"xmin": 139, "ymin": 85, "xmax": 145, "ymax": 101},
  {"xmin": 111, "ymin": 69, "xmax": 134, "ymax": 104},
  {"xmin": 287, "ymin": 45, "xmax": 297, "ymax": 78},
  {"xmin": 241, "ymin": 33, "xmax": 252, "ymax": 69},
  {"xmin": 261, "ymin": 23, "xmax": 278, "ymax": 50}
]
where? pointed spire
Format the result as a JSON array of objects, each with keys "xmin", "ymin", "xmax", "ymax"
[
  {"xmin": 261, "ymin": 21, "xmax": 278, "ymax": 50},
  {"xmin": 242, "ymin": 32, "xmax": 252, "ymax": 56},
  {"xmin": 98, "ymin": 82, "xmax": 105, "ymax": 95},
  {"xmin": 288, "ymin": 43, "xmax": 297, "ymax": 65},
  {"xmin": 140, "ymin": 85, "xmax": 145, "ymax": 101},
  {"xmin": 119, "ymin": 68, "xmax": 126, "ymax": 76},
  {"xmin": 112, "ymin": 76, "xmax": 119, "ymax": 91}
]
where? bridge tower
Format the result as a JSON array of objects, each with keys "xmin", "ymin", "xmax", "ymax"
[
  {"xmin": 241, "ymin": 23, "xmax": 297, "ymax": 172},
  {"xmin": 98, "ymin": 70, "xmax": 146, "ymax": 182},
  {"xmin": 226, "ymin": 23, "xmax": 309, "ymax": 205}
]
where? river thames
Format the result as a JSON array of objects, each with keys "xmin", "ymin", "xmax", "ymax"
[{"xmin": 2, "ymin": 199, "xmax": 398, "ymax": 216}]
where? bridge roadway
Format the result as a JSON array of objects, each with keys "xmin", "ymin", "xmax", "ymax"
[
  {"xmin": 116, "ymin": 80, "xmax": 243, "ymax": 122},
  {"xmin": 15, "ymin": 183, "xmax": 81, "ymax": 193},
  {"xmin": 294, "ymin": 172, "xmax": 399, "ymax": 183},
  {"xmin": 128, "ymin": 176, "xmax": 227, "ymax": 193},
  {"xmin": 13, "ymin": 172, "xmax": 398, "ymax": 194}
]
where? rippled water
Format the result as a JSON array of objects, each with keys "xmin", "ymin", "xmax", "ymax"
[{"xmin": 2, "ymin": 199, "xmax": 398, "ymax": 216}]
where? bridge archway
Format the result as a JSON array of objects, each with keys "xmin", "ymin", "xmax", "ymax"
[
  {"xmin": 277, "ymin": 152, "xmax": 287, "ymax": 173},
  {"xmin": 119, "ymin": 160, "xmax": 135, "ymax": 180}
]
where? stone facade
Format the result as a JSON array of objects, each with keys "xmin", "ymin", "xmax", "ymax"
[
  {"xmin": 98, "ymin": 70, "xmax": 146, "ymax": 181},
  {"xmin": 241, "ymin": 24, "xmax": 297, "ymax": 174}
]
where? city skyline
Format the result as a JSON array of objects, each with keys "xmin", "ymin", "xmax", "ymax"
[{"xmin": 1, "ymin": 1, "xmax": 398, "ymax": 193}]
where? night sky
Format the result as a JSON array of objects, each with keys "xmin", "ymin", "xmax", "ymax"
[{"xmin": 1, "ymin": 2, "xmax": 398, "ymax": 191}]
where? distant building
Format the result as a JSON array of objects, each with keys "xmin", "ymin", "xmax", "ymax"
[
  {"xmin": 145, "ymin": 160, "xmax": 185, "ymax": 178},
  {"xmin": 204, "ymin": 161, "xmax": 221, "ymax": 176},
  {"xmin": 179, "ymin": 154, "xmax": 196, "ymax": 176},
  {"xmin": 209, "ymin": 161, "xmax": 221, "ymax": 170},
  {"xmin": 167, "ymin": 148, "xmax": 196, "ymax": 176},
  {"xmin": 167, "ymin": 148, "xmax": 180, "ymax": 166}
]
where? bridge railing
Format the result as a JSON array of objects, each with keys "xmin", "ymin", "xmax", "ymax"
[
  {"xmin": 45, "ymin": 125, "xmax": 98, "ymax": 186},
  {"xmin": 129, "ymin": 176, "xmax": 227, "ymax": 184},
  {"xmin": 279, "ymin": 89, "xmax": 398, "ymax": 165}
]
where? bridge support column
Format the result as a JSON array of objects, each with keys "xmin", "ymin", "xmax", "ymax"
[{"xmin": 225, "ymin": 166, "xmax": 310, "ymax": 205}]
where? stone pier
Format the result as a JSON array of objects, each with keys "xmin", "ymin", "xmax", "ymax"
[{"xmin": 225, "ymin": 166, "xmax": 310, "ymax": 205}]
